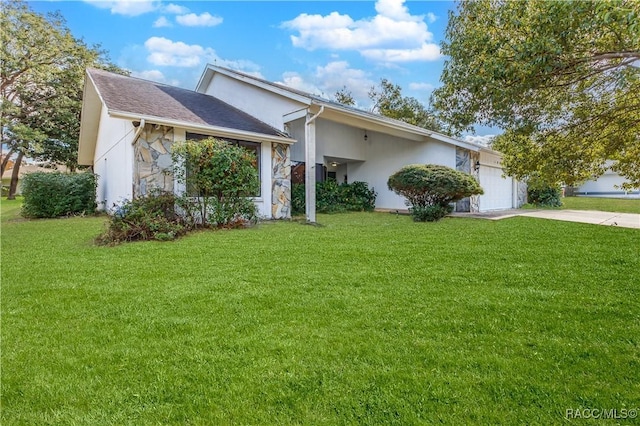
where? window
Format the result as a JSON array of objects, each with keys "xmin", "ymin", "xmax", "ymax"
[{"xmin": 185, "ymin": 132, "xmax": 261, "ymax": 197}]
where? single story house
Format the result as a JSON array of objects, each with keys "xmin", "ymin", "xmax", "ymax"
[
  {"xmin": 79, "ymin": 66, "xmax": 525, "ymax": 221},
  {"xmin": 573, "ymin": 163, "xmax": 640, "ymax": 198},
  {"xmin": 78, "ymin": 68, "xmax": 296, "ymax": 219}
]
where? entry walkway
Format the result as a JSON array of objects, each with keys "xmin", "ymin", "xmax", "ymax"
[{"xmin": 451, "ymin": 209, "xmax": 640, "ymax": 229}]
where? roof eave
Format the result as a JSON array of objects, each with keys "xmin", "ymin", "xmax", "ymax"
[
  {"xmin": 198, "ymin": 64, "xmax": 313, "ymax": 105},
  {"xmin": 108, "ymin": 110, "xmax": 297, "ymax": 145}
]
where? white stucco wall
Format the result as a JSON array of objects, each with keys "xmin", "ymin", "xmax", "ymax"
[
  {"xmin": 93, "ymin": 111, "xmax": 134, "ymax": 210},
  {"xmin": 349, "ymin": 132, "xmax": 456, "ymax": 210},
  {"xmin": 203, "ymin": 74, "xmax": 306, "ymax": 131},
  {"xmin": 577, "ymin": 169, "xmax": 639, "ymax": 195}
]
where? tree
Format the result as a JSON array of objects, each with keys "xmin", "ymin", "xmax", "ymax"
[
  {"xmin": 171, "ymin": 138, "xmax": 259, "ymax": 228},
  {"xmin": 369, "ymin": 78, "xmax": 443, "ymax": 131},
  {"xmin": 432, "ymin": 0, "xmax": 640, "ymax": 188},
  {"xmin": 387, "ymin": 164, "xmax": 483, "ymax": 222},
  {"xmin": 333, "ymin": 86, "xmax": 355, "ymax": 106},
  {"xmin": 0, "ymin": 0, "xmax": 126, "ymax": 199}
]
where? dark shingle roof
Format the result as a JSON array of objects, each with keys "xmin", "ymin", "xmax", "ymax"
[{"xmin": 87, "ymin": 68, "xmax": 286, "ymax": 138}]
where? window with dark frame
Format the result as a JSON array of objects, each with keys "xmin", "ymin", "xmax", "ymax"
[{"xmin": 185, "ymin": 132, "xmax": 261, "ymax": 197}]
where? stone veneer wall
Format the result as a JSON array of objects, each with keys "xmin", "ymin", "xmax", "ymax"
[
  {"xmin": 455, "ymin": 148, "xmax": 472, "ymax": 212},
  {"xmin": 469, "ymin": 151, "xmax": 480, "ymax": 212},
  {"xmin": 517, "ymin": 180, "xmax": 527, "ymax": 207},
  {"xmin": 133, "ymin": 124, "xmax": 174, "ymax": 197},
  {"xmin": 271, "ymin": 143, "xmax": 291, "ymax": 219}
]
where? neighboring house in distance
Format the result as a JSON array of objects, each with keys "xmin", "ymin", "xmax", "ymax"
[
  {"xmin": 573, "ymin": 164, "xmax": 640, "ymax": 198},
  {"xmin": 78, "ymin": 68, "xmax": 295, "ymax": 219},
  {"xmin": 78, "ymin": 66, "xmax": 525, "ymax": 222}
]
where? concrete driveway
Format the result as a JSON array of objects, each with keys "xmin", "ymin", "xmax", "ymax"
[
  {"xmin": 457, "ymin": 209, "xmax": 640, "ymax": 229},
  {"xmin": 516, "ymin": 209, "xmax": 640, "ymax": 229}
]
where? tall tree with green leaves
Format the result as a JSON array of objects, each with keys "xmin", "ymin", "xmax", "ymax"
[
  {"xmin": 333, "ymin": 86, "xmax": 356, "ymax": 106},
  {"xmin": 432, "ymin": 0, "xmax": 640, "ymax": 188},
  {"xmin": 0, "ymin": 0, "xmax": 126, "ymax": 198},
  {"xmin": 369, "ymin": 78, "xmax": 443, "ymax": 131}
]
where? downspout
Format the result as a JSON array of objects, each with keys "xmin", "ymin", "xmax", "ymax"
[
  {"xmin": 305, "ymin": 106, "xmax": 324, "ymax": 223},
  {"xmin": 130, "ymin": 119, "xmax": 145, "ymax": 199},
  {"xmin": 131, "ymin": 118, "xmax": 146, "ymax": 145}
]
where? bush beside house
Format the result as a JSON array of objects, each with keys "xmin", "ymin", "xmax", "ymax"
[
  {"xmin": 387, "ymin": 164, "xmax": 484, "ymax": 221},
  {"xmin": 292, "ymin": 181, "xmax": 377, "ymax": 215},
  {"xmin": 21, "ymin": 172, "xmax": 97, "ymax": 218}
]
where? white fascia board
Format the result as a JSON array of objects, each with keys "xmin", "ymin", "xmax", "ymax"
[
  {"xmin": 479, "ymin": 145, "xmax": 504, "ymax": 156},
  {"xmin": 430, "ymin": 132, "xmax": 482, "ymax": 152},
  {"xmin": 202, "ymin": 64, "xmax": 313, "ymax": 105},
  {"xmin": 108, "ymin": 110, "xmax": 297, "ymax": 145},
  {"xmin": 78, "ymin": 72, "xmax": 104, "ymax": 165},
  {"xmin": 194, "ymin": 66, "xmax": 213, "ymax": 93}
]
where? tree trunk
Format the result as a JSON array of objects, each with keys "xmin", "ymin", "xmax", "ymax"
[
  {"xmin": 7, "ymin": 151, "xmax": 24, "ymax": 200},
  {"xmin": 1, "ymin": 147, "xmax": 16, "ymax": 176}
]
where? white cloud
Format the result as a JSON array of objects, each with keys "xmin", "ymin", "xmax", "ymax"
[
  {"xmin": 176, "ymin": 12, "xmax": 223, "ymax": 27},
  {"xmin": 277, "ymin": 61, "xmax": 375, "ymax": 106},
  {"xmin": 277, "ymin": 72, "xmax": 324, "ymax": 96},
  {"xmin": 142, "ymin": 36, "xmax": 261, "ymax": 77},
  {"xmin": 362, "ymin": 43, "xmax": 441, "ymax": 62},
  {"xmin": 409, "ymin": 82, "xmax": 435, "ymax": 91},
  {"xmin": 281, "ymin": 0, "xmax": 440, "ymax": 63},
  {"xmin": 145, "ymin": 37, "xmax": 208, "ymax": 67},
  {"xmin": 164, "ymin": 3, "xmax": 189, "ymax": 14},
  {"xmin": 153, "ymin": 16, "xmax": 172, "ymax": 28},
  {"xmin": 426, "ymin": 12, "xmax": 437, "ymax": 23},
  {"xmin": 83, "ymin": 0, "xmax": 158, "ymax": 17},
  {"xmin": 464, "ymin": 135, "xmax": 496, "ymax": 146}
]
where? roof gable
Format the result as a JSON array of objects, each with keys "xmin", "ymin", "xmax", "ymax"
[
  {"xmin": 87, "ymin": 68, "xmax": 287, "ymax": 138},
  {"xmin": 198, "ymin": 64, "xmax": 485, "ymax": 151}
]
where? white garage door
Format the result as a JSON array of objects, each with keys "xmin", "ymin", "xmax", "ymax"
[{"xmin": 479, "ymin": 165, "xmax": 514, "ymax": 211}]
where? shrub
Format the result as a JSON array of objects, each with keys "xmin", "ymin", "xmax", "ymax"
[
  {"xmin": 527, "ymin": 174, "xmax": 562, "ymax": 207},
  {"xmin": 291, "ymin": 183, "xmax": 306, "ymax": 215},
  {"xmin": 96, "ymin": 191, "xmax": 187, "ymax": 245},
  {"xmin": 410, "ymin": 205, "xmax": 454, "ymax": 222},
  {"xmin": 172, "ymin": 138, "xmax": 259, "ymax": 227},
  {"xmin": 291, "ymin": 181, "xmax": 377, "ymax": 215},
  {"xmin": 387, "ymin": 164, "xmax": 483, "ymax": 222},
  {"xmin": 21, "ymin": 172, "xmax": 97, "ymax": 218}
]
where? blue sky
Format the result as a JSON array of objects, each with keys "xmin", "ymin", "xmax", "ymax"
[{"xmin": 28, "ymin": 0, "xmax": 494, "ymax": 140}]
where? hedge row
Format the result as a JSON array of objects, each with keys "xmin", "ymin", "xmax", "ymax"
[{"xmin": 21, "ymin": 172, "xmax": 97, "ymax": 218}]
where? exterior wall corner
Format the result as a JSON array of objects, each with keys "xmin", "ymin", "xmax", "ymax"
[{"xmin": 271, "ymin": 143, "xmax": 291, "ymax": 219}]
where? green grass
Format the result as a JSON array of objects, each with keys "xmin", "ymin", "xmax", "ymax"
[
  {"xmin": 2, "ymin": 199, "xmax": 639, "ymax": 425},
  {"xmin": 560, "ymin": 196, "xmax": 640, "ymax": 214}
]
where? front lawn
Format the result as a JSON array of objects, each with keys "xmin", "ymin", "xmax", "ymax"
[
  {"xmin": 2, "ymin": 199, "xmax": 639, "ymax": 424},
  {"xmin": 561, "ymin": 196, "xmax": 640, "ymax": 214}
]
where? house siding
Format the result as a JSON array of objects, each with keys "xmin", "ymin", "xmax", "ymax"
[
  {"xmin": 204, "ymin": 73, "xmax": 306, "ymax": 131},
  {"xmin": 93, "ymin": 112, "xmax": 134, "ymax": 210}
]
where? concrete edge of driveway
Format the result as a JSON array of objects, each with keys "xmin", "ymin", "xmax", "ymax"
[{"xmin": 451, "ymin": 209, "xmax": 640, "ymax": 229}]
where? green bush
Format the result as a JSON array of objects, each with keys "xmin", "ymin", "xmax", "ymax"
[
  {"xmin": 292, "ymin": 181, "xmax": 377, "ymax": 215},
  {"xmin": 291, "ymin": 183, "xmax": 306, "ymax": 215},
  {"xmin": 172, "ymin": 138, "xmax": 259, "ymax": 228},
  {"xmin": 21, "ymin": 172, "xmax": 97, "ymax": 218},
  {"xmin": 387, "ymin": 164, "xmax": 483, "ymax": 222},
  {"xmin": 96, "ymin": 191, "xmax": 187, "ymax": 245},
  {"xmin": 527, "ymin": 174, "xmax": 562, "ymax": 207},
  {"xmin": 410, "ymin": 205, "xmax": 455, "ymax": 222}
]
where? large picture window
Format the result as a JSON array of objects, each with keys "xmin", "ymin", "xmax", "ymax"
[{"xmin": 186, "ymin": 132, "xmax": 261, "ymax": 197}]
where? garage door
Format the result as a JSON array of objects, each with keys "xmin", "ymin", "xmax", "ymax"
[{"xmin": 479, "ymin": 165, "xmax": 514, "ymax": 211}]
